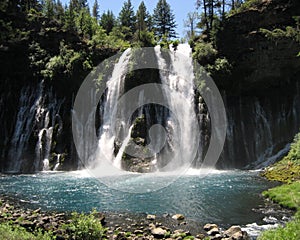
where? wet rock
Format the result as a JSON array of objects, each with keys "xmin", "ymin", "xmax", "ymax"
[{"xmin": 172, "ymin": 214, "xmax": 185, "ymax": 220}]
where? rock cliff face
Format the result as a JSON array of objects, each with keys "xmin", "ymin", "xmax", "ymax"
[
  {"xmin": 210, "ymin": 0, "xmax": 300, "ymax": 168},
  {"xmin": 1, "ymin": 0, "xmax": 300, "ymax": 172},
  {"xmin": 216, "ymin": 0, "xmax": 300, "ymax": 93}
]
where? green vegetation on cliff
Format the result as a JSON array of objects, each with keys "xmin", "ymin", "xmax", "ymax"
[
  {"xmin": 262, "ymin": 133, "xmax": 300, "ymax": 183},
  {"xmin": 259, "ymin": 132, "xmax": 300, "ymax": 239}
]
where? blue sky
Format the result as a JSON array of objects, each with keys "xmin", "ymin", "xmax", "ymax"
[{"xmin": 61, "ymin": 0, "xmax": 198, "ymax": 38}]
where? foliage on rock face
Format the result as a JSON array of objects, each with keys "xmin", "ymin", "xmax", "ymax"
[
  {"xmin": 262, "ymin": 132, "xmax": 300, "ymax": 183},
  {"xmin": 260, "ymin": 132, "xmax": 300, "ymax": 240}
]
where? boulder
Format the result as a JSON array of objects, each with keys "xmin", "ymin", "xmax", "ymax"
[
  {"xmin": 224, "ymin": 225, "xmax": 242, "ymax": 237},
  {"xmin": 151, "ymin": 227, "xmax": 167, "ymax": 238},
  {"xmin": 207, "ymin": 227, "xmax": 220, "ymax": 236},
  {"xmin": 172, "ymin": 214, "xmax": 185, "ymax": 220},
  {"xmin": 203, "ymin": 223, "xmax": 218, "ymax": 231},
  {"xmin": 224, "ymin": 225, "xmax": 250, "ymax": 240},
  {"xmin": 211, "ymin": 234, "xmax": 223, "ymax": 240},
  {"xmin": 146, "ymin": 214, "xmax": 156, "ymax": 220}
]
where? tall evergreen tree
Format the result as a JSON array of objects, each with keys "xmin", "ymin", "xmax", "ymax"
[
  {"xmin": 20, "ymin": 0, "xmax": 39, "ymax": 12},
  {"xmin": 55, "ymin": 0, "xmax": 65, "ymax": 21},
  {"xmin": 136, "ymin": 1, "xmax": 151, "ymax": 32},
  {"xmin": 45, "ymin": 0, "xmax": 54, "ymax": 19},
  {"xmin": 100, "ymin": 10, "xmax": 115, "ymax": 34},
  {"xmin": 153, "ymin": 0, "xmax": 177, "ymax": 39},
  {"xmin": 92, "ymin": 0, "xmax": 99, "ymax": 20},
  {"xmin": 70, "ymin": 0, "xmax": 87, "ymax": 13},
  {"xmin": 118, "ymin": 0, "xmax": 136, "ymax": 32}
]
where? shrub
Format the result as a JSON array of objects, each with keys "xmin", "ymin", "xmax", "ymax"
[
  {"xmin": 0, "ymin": 223, "xmax": 54, "ymax": 240},
  {"xmin": 192, "ymin": 41, "xmax": 217, "ymax": 65},
  {"xmin": 63, "ymin": 210, "xmax": 107, "ymax": 240}
]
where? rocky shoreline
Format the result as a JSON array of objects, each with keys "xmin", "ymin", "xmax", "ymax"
[{"xmin": 0, "ymin": 195, "xmax": 252, "ymax": 240}]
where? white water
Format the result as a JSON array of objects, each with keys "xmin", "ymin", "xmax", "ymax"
[
  {"xmin": 96, "ymin": 48, "xmax": 132, "ymax": 169},
  {"xmin": 154, "ymin": 44, "xmax": 199, "ymax": 170},
  {"xmin": 7, "ymin": 81, "xmax": 63, "ymax": 172},
  {"xmin": 114, "ymin": 125, "xmax": 134, "ymax": 169}
]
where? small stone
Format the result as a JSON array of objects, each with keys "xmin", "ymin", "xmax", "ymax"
[
  {"xmin": 149, "ymin": 223, "xmax": 155, "ymax": 229},
  {"xmin": 203, "ymin": 223, "xmax": 218, "ymax": 231},
  {"xmin": 231, "ymin": 230, "xmax": 250, "ymax": 240},
  {"xmin": 196, "ymin": 233, "xmax": 206, "ymax": 239},
  {"xmin": 151, "ymin": 227, "xmax": 167, "ymax": 238},
  {"xmin": 33, "ymin": 208, "xmax": 41, "ymax": 213},
  {"xmin": 172, "ymin": 214, "xmax": 185, "ymax": 220},
  {"xmin": 210, "ymin": 233, "xmax": 222, "ymax": 240},
  {"xmin": 147, "ymin": 214, "xmax": 156, "ymax": 220},
  {"xmin": 134, "ymin": 229, "xmax": 144, "ymax": 234},
  {"xmin": 207, "ymin": 227, "xmax": 220, "ymax": 236}
]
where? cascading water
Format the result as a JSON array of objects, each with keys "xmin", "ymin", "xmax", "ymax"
[
  {"xmin": 153, "ymin": 44, "xmax": 200, "ymax": 170},
  {"xmin": 7, "ymin": 81, "xmax": 64, "ymax": 172},
  {"xmin": 93, "ymin": 45, "xmax": 200, "ymax": 172},
  {"xmin": 97, "ymin": 48, "xmax": 132, "ymax": 169},
  {"xmin": 34, "ymin": 92, "xmax": 63, "ymax": 171}
]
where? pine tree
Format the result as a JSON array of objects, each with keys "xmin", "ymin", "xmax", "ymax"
[
  {"xmin": 92, "ymin": 0, "xmax": 99, "ymax": 20},
  {"xmin": 153, "ymin": 0, "xmax": 177, "ymax": 39},
  {"xmin": 70, "ymin": 0, "xmax": 87, "ymax": 13},
  {"xmin": 20, "ymin": 0, "xmax": 39, "ymax": 12},
  {"xmin": 136, "ymin": 1, "xmax": 149, "ymax": 32},
  {"xmin": 118, "ymin": 0, "xmax": 136, "ymax": 32},
  {"xmin": 45, "ymin": 0, "xmax": 54, "ymax": 19},
  {"xmin": 55, "ymin": 0, "xmax": 65, "ymax": 21},
  {"xmin": 100, "ymin": 10, "xmax": 115, "ymax": 34}
]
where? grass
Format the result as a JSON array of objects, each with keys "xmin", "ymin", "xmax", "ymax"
[
  {"xmin": 262, "ymin": 182, "xmax": 300, "ymax": 210},
  {"xmin": 259, "ymin": 182, "xmax": 300, "ymax": 239},
  {"xmin": 0, "ymin": 223, "xmax": 54, "ymax": 240},
  {"xmin": 258, "ymin": 213, "xmax": 300, "ymax": 240},
  {"xmin": 259, "ymin": 132, "xmax": 300, "ymax": 239}
]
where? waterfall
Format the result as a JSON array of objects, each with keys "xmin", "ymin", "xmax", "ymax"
[
  {"xmin": 7, "ymin": 81, "xmax": 63, "ymax": 172},
  {"xmin": 96, "ymin": 48, "xmax": 132, "ymax": 169},
  {"xmin": 93, "ymin": 45, "xmax": 200, "ymax": 172},
  {"xmin": 153, "ymin": 44, "xmax": 199, "ymax": 170},
  {"xmin": 34, "ymin": 94, "xmax": 63, "ymax": 171}
]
